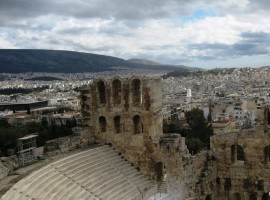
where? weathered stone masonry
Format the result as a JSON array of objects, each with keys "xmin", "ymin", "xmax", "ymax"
[
  {"xmin": 81, "ymin": 76, "xmax": 164, "ymax": 178},
  {"xmin": 80, "ymin": 76, "xmax": 270, "ymax": 200}
]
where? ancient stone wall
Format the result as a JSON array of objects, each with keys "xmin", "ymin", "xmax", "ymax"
[
  {"xmin": 45, "ymin": 136, "xmax": 81, "ymax": 156},
  {"xmin": 0, "ymin": 160, "xmax": 9, "ymax": 181},
  {"xmin": 211, "ymin": 127, "xmax": 270, "ymax": 199},
  {"xmin": 159, "ymin": 133, "xmax": 217, "ymax": 200},
  {"xmin": 81, "ymin": 76, "xmax": 163, "ymax": 177},
  {"xmin": 80, "ymin": 76, "xmax": 270, "ymax": 200},
  {"xmin": 80, "ymin": 76, "xmax": 221, "ymax": 199},
  {"xmin": 0, "ymin": 155, "xmax": 19, "ymax": 180}
]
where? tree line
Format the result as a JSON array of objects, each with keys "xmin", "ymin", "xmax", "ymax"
[{"xmin": 0, "ymin": 118, "xmax": 76, "ymax": 157}]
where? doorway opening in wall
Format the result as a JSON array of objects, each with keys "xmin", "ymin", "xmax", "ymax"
[
  {"xmin": 133, "ymin": 115, "xmax": 142, "ymax": 134},
  {"xmin": 155, "ymin": 162, "xmax": 166, "ymax": 182},
  {"xmin": 99, "ymin": 116, "xmax": 106, "ymax": 132},
  {"xmin": 114, "ymin": 116, "xmax": 121, "ymax": 134},
  {"xmin": 113, "ymin": 79, "xmax": 121, "ymax": 104},
  {"xmin": 132, "ymin": 79, "xmax": 141, "ymax": 106},
  {"xmin": 98, "ymin": 80, "xmax": 106, "ymax": 104}
]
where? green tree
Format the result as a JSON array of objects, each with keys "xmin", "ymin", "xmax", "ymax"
[{"xmin": 184, "ymin": 108, "xmax": 213, "ymax": 153}]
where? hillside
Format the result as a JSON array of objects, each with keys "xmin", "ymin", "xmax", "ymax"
[
  {"xmin": 0, "ymin": 49, "xmax": 198, "ymax": 73},
  {"xmin": 128, "ymin": 58, "xmax": 161, "ymax": 65}
]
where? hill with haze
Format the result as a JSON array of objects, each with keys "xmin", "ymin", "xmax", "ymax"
[
  {"xmin": 0, "ymin": 49, "xmax": 199, "ymax": 73},
  {"xmin": 128, "ymin": 58, "xmax": 161, "ymax": 65}
]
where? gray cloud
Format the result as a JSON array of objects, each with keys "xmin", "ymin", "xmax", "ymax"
[
  {"xmin": 0, "ymin": 0, "xmax": 193, "ymax": 24},
  {"xmin": 241, "ymin": 32, "xmax": 270, "ymax": 44},
  {"xmin": 249, "ymin": 0, "xmax": 270, "ymax": 10},
  {"xmin": 57, "ymin": 27, "xmax": 95, "ymax": 35},
  {"xmin": 183, "ymin": 32, "xmax": 270, "ymax": 61},
  {"xmin": 1, "ymin": 0, "xmax": 270, "ymax": 67}
]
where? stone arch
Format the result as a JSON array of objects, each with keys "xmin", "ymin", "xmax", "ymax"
[
  {"xmin": 133, "ymin": 115, "xmax": 142, "ymax": 134},
  {"xmin": 249, "ymin": 193, "xmax": 257, "ymax": 200},
  {"xmin": 114, "ymin": 115, "xmax": 121, "ymax": 133},
  {"xmin": 98, "ymin": 80, "xmax": 106, "ymax": 104},
  {"xmin": 264, "ymin": 145, "xmax": 270, "ymax": 164},
  {"xmin": 205, "ymin": 195, "xmax": 212, "ymax": 200},
  {"xmin": 112, "ymin": 79, "xmax": 121, "ymax": 104},
  {"xmin": 99, "ymin": 116, "xmax": 106, "ymax": 133},
  {"xmin": 233, "ymin": 193, "xmax": 241, "ymax": 200},
  {"xmin": 131, "ymin": 78, "xmax": 141, "ymax": 105},
  {"xmin": 262, "ymin": 193, "xmax": 269, "ymax": 200}
]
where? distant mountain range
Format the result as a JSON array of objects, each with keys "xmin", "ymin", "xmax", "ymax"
[
  {"xmin": 128, "ymin": 58, "xmax": 161, "ymax": 65},
  {"xmin": 0, "ymin": 49, "xmax": 199, "ymax": 73}
]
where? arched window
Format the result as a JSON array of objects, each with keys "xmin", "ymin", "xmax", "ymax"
[
  {"xmin": 98, "ymin": 81, "xmax": 106, "ymax": 104},
  {"xmin": 233, "ymin": 193, "xmax": 241, "ymax": 200},
  {"xmin": 133, "ymin": 115, "xmax": 142, "ymax": 134},
  {"xmin": 264, "ymin": 146, "xmax": 270, "ymax": 164},
  {"xmin": 114, "ymin": 116, "xmax": 121, "ymax": 133},
  {"xmin": 237, "ymin": 145, "xmax": 244, "ymax": 161},
  {"xmin": 112, "ymin": 79, "xmax": 121, "ymax": 104},
  {"xmin": 99, "ymin": 116, "xmax": 106, "ymax": 132},
  {"xmin": 132, "ymin": 79, "xmax": 141, "ymax": 105},
  {"xmin": 231, "ymin": 144, "xmax": 244, "ymax": 162}
]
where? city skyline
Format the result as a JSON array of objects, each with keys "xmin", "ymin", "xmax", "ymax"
[{"xmin": 0, "ymin": 0, "xmax": 270, "ymax": 68}]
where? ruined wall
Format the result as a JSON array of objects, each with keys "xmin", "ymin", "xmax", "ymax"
[
  {"xmin": 80, "ymin": 76, "xmax": 220, "ymax": 199},
  {"xmin": 81, "ymin": 76, "xmax": 163, "ymax": 177},
  {"xmin": 159, "ymin": 134, "xmax": 217, "ymax": 200},
  {"xmin": 0, "ymin": 156, "xmax": 19, "ymax": 179},
  {"xmin": 0, "ymin": 160, "xmax": 9, "ymax": 181},
  {"xmin": 45, "ymin": 136, "xmax": 81, "ymax": 156},
  {"xmin": 211, "ymin": 128, "xmax": 270, "ymax": 200}
]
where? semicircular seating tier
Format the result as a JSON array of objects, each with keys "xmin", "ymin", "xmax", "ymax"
[{"xmin": 1, "ymin": 145, "xmax": 157, "ymax": 200}]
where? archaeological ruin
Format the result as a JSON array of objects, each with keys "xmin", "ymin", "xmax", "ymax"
[
  {"xmin": 2, "ymin": 76, "xmax": 270, "ymax": 200},
  {"xmin": 79, "ymin": 76, "xmax": 270, "ymax": 200}
]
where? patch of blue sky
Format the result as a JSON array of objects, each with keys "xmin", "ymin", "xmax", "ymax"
[{"xmin": 181, "ymin": 8, "xmax": 218, "ymax": 22}]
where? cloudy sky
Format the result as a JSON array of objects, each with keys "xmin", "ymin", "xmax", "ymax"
[{"xmin": 1, "ymin": 0, "xmax": 270, "ymax": 68}]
